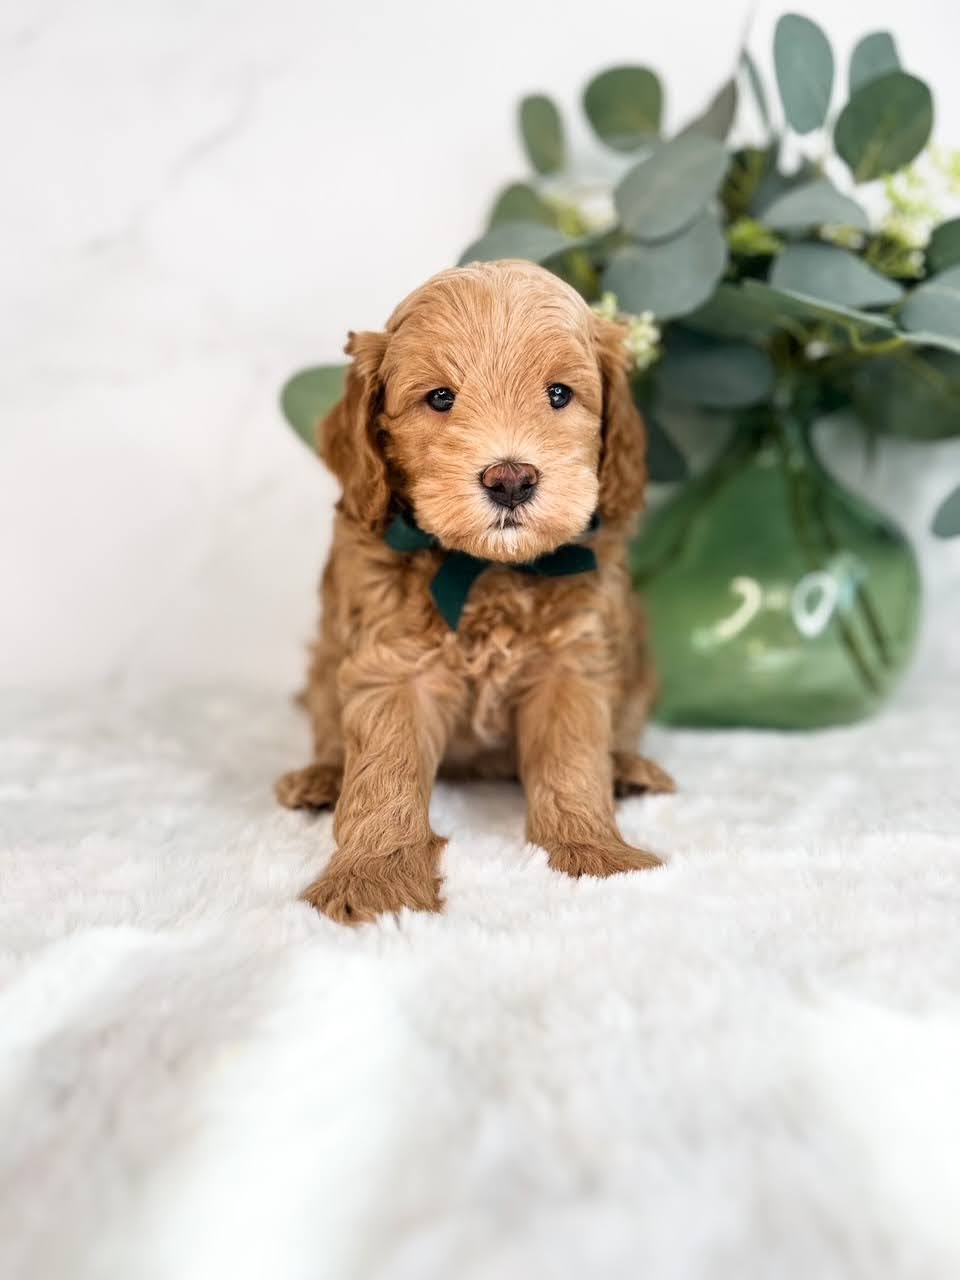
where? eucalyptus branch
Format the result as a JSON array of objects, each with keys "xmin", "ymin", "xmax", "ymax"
[{"xmin": 842, "ymin": 327, "xmax": 909, "ymax": 356}]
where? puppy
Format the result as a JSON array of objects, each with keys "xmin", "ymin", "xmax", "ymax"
[{"xmin": 278, "ymin": 259, "xmax": 674, "ymax": 923}]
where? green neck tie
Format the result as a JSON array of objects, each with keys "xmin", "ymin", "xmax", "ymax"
[{"xmin": 384, "ymin": 511, "xmax": 600, "ymax": 629}]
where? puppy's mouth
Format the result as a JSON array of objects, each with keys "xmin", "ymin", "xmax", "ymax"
[
  {"xmin": 481, "ymin": 506, "xmax": 543, "ymax": 562},
  {"xmin": 488, "ymin": 510, "xmax": 525, "ymax": 531}
]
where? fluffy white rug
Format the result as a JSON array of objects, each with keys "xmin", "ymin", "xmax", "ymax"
[{"xmin": 2, "ymin": 640, "xmax": 959, "ymax": 1280}]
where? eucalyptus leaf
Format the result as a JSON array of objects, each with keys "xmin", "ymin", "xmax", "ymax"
[
  {"xmin": 679, "ymin": 79, "xmax": 738, "ymax": 141},
  {"xmin": 615, "ymin": 134, "xmax": 729, "ymax": 241},
  {"xmin": 685, "ymin": 283, "xmax": 781, "ymax": 340},
  {"xmin": 834, "ymin": 72, "xmax": 933, "ymax": 181},
  {"xmin": 741, "ymin": 49, "xmax": 771, "ymax": 129},
  {"xmin": 899, "ymin": 329, "xmax": 960, "ymax": 357},
  {"xmin": 603, "ymin": 211, "xmax": 727, "ymax": 320},
  {"xmin": 759, "ymin": 178, "xmax": 869, "ymax": 232},
  {"xmin": 932, "ymin": 483, "xmax": 960, "ymax": 537},
  {"xmin": 740, "ymin": 279, "xmax": 897, "ymax": 336},
  {"xmin": 770, "ymin": 243, "xmax": 903, "ymax": 309},
  {"xmin": 281, "ymin": 366, "xmax": 347, "ymax": 448},
  {"xmin": 657, "ymin": 329, "xmax": 775, "ymax": 408},
  {"xmin": 519, "ymin": 95, "xmax": 565, "ymax": 175},
  {"xmin": 928, "ymin": 219, "xmax": 960, "ymax": 274},
  {"xmin": 774, "ymin": 13, "xmax": 834, "ymax": 135},
  {"xmin": 750, "ymin": 157, "xmax": 819, "ymax": 216},
  {"xmin": 849, "ymin": 31, "xmax": 900, "ymax": 91},
  {"xmin": 583, "ymin": 66, "xmax": 663, "ymax": 150},
  {"xmin": 900, "ymin": 266, "xmax": 960, "ymax": 344},
  {"xmin": 459, "ymin": 220, "xmax": 574, "ymax": 266},
  {"xmin": 850, "ymin": 350, "xmax": 960, "ymax": 440},
  {"xmin": 489, "ymin": 182, "xmax": 555, "ymax": 227}
]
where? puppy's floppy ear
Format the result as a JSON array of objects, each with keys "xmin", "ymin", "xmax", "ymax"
[
  {"xmin": 319, "ymin": 330, "xmax": 390, "ymax": 530},
  {"xmin": 595, "ymin": 318, "xmax": 647, "ymax": 524}
]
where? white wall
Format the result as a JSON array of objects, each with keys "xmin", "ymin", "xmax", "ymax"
[{"xmin": 2, "ymin": 0, "xmax": 958, "ymax": 690}]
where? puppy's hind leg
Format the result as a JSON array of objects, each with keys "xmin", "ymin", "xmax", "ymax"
[
  {"xmin": 276, "ymin": 650, "xmax": 344, "ymax": 811},
  {"xmin": 613, "ymin": 751, "xmax": 676, "ymax": 798},
  {"xmin": 276, "ymin": 762, "xmax": 342, "ymax": 811},
  {"xmin": 612, "ymin": 628, "xmax": 675, "ymax": 798}
]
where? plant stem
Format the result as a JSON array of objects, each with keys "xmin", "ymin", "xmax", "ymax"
[
  {"xmin": 805, "ymin": 436, "xmax": 894, "ymax": 669},
  {"xmin": 775, "ymin": 415, "xmax": 883, "ymax": 696},
  {"xmin": 843, "ymin": 327, "xmax": 909, "ymax": 356}
]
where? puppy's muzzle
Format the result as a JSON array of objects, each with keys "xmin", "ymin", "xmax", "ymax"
[{"xmin": 481, "ymin": 460, "xmax": 540, "ymax": 510}]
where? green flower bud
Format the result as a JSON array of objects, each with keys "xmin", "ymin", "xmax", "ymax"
[
  {"xmin": 819, "ymin": 225, "xmax": 866, "ymax": 250},
  {"xmin": 727, "ymin": 217, "xmax": 783, "ymax": 257}
]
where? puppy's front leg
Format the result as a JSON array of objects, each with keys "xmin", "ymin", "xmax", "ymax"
[
  {"xmin": 301, "ymin": 656, "xmax": 462, "ymax": 924},
  {"xmin": 519, "ymin": 664, "xmax": 663, "ymax": 879}
]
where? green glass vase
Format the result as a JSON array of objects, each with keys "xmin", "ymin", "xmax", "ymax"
[{"xmin": 630, "ymin": 412, "xmax": 922, "ymax": 729}]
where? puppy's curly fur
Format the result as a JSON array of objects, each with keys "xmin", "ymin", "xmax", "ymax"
[{"xmin": 279, "ymin": 260, "xmax": 674, "ymax": 924}]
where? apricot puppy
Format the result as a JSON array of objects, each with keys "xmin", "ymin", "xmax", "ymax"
[{"xmin": 278, "ymin": 259, "xmax": 673, "ymax": 923}]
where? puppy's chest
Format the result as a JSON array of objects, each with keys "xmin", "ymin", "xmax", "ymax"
[{"xmin": 451, "ymin": 568, "xmax": 600, "ymax": 746}]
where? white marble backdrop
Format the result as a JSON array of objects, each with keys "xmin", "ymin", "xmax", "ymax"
[{"xmin": 2, "ymin": 0, "xmax": 958, "ymax": 690}]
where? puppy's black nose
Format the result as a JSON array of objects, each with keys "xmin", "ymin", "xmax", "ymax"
[{"xmin": 481, "ymin": 460, "xmax": 540, "ymax": 509}]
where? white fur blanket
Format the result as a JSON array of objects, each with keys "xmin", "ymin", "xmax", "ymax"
[{"xmin": 2, "ymin": 641, "xmax": 959, "ymax": 1280}]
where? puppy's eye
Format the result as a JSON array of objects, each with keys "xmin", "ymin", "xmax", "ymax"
[
  {"xmin": 425, "ymin": 388, "xmax": 455, "ymax": 413},
  {"xmin": 547, "ymin": 383, "xmax": 573, "ymax": 409}
]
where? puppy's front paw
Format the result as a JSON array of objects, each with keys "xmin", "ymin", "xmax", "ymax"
[
  {"xmin": 613, "ymin": 752, "xmax": 676, "ymax": 798},
  {"xmin": 300, "ymin": 841, "xmax": 445, "ymax": 925},
  {"xmin": 275, "ymin": 763, "xmax": 342, "ymax": 810},
  {"xmin": 548, "ymin": 839, "xmax": 663, "ymax": 880}
]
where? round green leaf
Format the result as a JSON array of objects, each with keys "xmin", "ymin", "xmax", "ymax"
[
  {"xmin": 849, "ymin": 31, "xmax": 900, "ymax": 91},
  {"xmin": 519, "ymin": 95, "xmax": 565, "ymax": 175},
  {"xmin": 459, "ymin": 221, "xmax": 574, "ymax": 266},
  {"xmin": 850, "ymin": 350, "xmax": 960, "ymax": 439},
  {"xmin": 932, "ymin": 483, "xmax": 960, "ymax": 537},
  {"xmin": 927, "ymin": 219, "xmax": 960, "ymax": 275},
  {"xmin": 583, "ymin": 66, "xmax": 662, "ymax": 150},
  {"xmin": 900, "ymin": 265, "xmax": 960, "ymax": 345},
  {"xmin": 759, "ymin": 178, "xmax": 869, "ymax": 232},
  {"xmin": 488, "ymin": 182, "xmax": 555, "ymax": 227},
  {"xmin": 657, "ymin": 330, "xmax": 775, "ymax": 408},
  {"xmin": 685, "ymin": 283, "xmax": 781, "ymax": 340},
  {"xmin": 770, "ymin": 243, "xmax": 903, "ymax": 309},
  {"xmin": 615, "ymin": 134, "xmax": 729, "ymax": 241},
  {"xmin": 603, "ymin": 212, "xmax": 727, "ymax": 320},
  {"xmin": 750, "ymin": 157, "xmax": 819, "ymax": 216},
  {"xmin": 741, "ymin": 278, "xmax": 896, "ymax": 336},
  {"xmin": 281, "ymin": 366, "xmax": 347, "ymax": 448},
  {"xmin": 679, "ymin": 79, "xmax": 738, "ymax": 141},
  {"xmin": 834, "ymin": 72, "xmax": 933, "ymax": 182},
  {"xmin": 900, "ymin": 329, "xmax": 960, "ymax": 357},
  {"xmin": 774, "ymin": 13, "xmax": 834, "ymax": 135}
]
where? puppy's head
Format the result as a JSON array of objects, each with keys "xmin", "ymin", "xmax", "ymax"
[{"xmin": 321, "ymin": 260, "xmax": 645, "ymax": 561}]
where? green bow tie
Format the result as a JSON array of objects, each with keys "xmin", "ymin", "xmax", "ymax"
[{"xmin": 385, "ymin": 511, "xmax": 600, "ymax": 629}]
